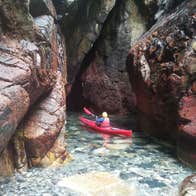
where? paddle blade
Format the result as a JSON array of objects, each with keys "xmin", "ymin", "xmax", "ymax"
[{"xmin": 83, "ymin": 107, "xmax": 94, "ymax": 116}]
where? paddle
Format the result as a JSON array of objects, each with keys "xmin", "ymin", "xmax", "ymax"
[{"xmin": 83, "ymin": 107, "xmax": 96, "ymax": 116}]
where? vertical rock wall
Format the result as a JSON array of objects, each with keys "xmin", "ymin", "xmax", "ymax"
[
  {"xmin": 0, "ymin": 0, "xmax": 67, "ymax": 176},
  {"xmin": 60, "ymin": 0, "xmax": 116, "ymax": 84},
  {"xmin": 76, "ymin": 0, "xmax": 147, "ymax": 113},
  {"xmin": 126, "ymin": 0, "xmax": 196, "ymax": 167},
  {"xmin": 63, "ymin": 0, "xmax": 150, "ymax": 113}
]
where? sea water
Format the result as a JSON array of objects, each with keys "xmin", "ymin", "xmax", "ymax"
[{"xmin": 0, "ymin": 112, "xmax": 194, "ymax": 196}]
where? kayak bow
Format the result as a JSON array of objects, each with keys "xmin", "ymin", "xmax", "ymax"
[{"xmin": 79, "ymin": 116, "xmax": 132, "ymax": 137}]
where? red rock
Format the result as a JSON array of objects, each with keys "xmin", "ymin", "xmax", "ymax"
[
  {"xmin": 23, "ymin": 72, "xmax": 66, "ymax": 166},
  {"xmin": 126, "ymin": 0, "xmax": 196, "ymax": 167},
  {"xmin": 0, "ymin": 0, "xmax": 68, "ymax": 175}
]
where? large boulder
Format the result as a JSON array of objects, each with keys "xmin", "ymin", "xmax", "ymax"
[
  {"xmin": 58, "ymin": 172, "xmax": 136, "ymax": 195},
  {"xmin": 0, "ymin": 0, "xmax": 67, "ymax": 176},
  {"xmin": 0, "ymin": 37, "xmax": 54, "ymax": 155},
  {"xmin": 23, "ymin": 72, "xmax": 66, "ymax": 167},
  {"xmin": 126, "ymin": 0, "xmax": 195, "ymax": 166},
  {"xmin": 179, "ymin": 174, "xmax": 196, "ymax": 196}
]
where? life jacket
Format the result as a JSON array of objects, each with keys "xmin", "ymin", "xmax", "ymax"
[{"xmin": 100, "ymin": 117, "xmax": 110, "ymax": 127}]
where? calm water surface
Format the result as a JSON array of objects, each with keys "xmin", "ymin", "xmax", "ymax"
[{"xmin": 0, "ymin": 112, "xmax": 194, "ymax": 196}]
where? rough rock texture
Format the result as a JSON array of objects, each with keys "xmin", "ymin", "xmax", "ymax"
[
  {"xmin": 66, "ymin": 0, "xmax": 149, "ymax": 113},
  {"xmin": 0, "ymin": 0, "xmax": 67, "ymax": 176},
  {"xmin": 141, "ymin": 0, "xmax": 186, "ymax": 23},
  {"xmin": 30, "ymin": 0, "xmax": 57, "ymax": 18},
  {"xmin": 0, "ymin": 0, "xmax": 40, "ymax": 39},
  {"xmin": 0, "ymin": 144, "xmax": 15, "ymax": 176},
  {"xmin": 81, "ymin": 0, "xmax": 146, "ymax": 114},
  {"xmin": 126, "ymin": 0, "xmax": 196, "ymax": 166},
  {"xmin": 23, "ymin": 72, "xmax": 66, "ymax": 167},
  {"xmin": 60, "ymin": 0, "xmax": 116, "ymax": 83},
  {"xmin": 179, "ymin": 174, "xmax": 196, "ymax": 196},
  {"xmin": 52, "ymin": 0, "xmax": 70, "ymax": 19},
  {"xmin": 0, "ymin": 37, "xmax": 53, "ymax": 155},
  {"xmin": 178, "ymin": 95, "xmax": 196, "ymax": 169}
]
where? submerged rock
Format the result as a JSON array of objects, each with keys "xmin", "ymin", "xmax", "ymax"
[
  {"xmin": 179, "ymin": 174, "xmax": 196, "ymax": 196},
  {"xmin": 0, "ymin": 0, "xmax": 67, "ymax": 176},
  {"xmin": 58, "ymin": 171, "xmax": 136, "ymax": 195}
]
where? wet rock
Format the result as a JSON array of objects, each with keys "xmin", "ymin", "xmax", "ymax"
[
  {"xmin": 0, "ymin": 0, "xmax": 67, "ymax": 175},
  {"xmin": 11, "ymin": 131, "xmax": 28, "ymax": 172},
  {"xmin": 0, "ymin": 36, "xmax": 55, "ymax": 175},
  {"xmin": 177, "ymin": 95, "xmax": 196, "ymax": 169},
  {"xmin": 0, "ymin": 0, "xmax": 39, "ymax": 39},
  {"xmin": 52, "ymin": 0, "xmax": 67, "ymax": 18},
  {"xmin": 191, "ymin": 40, "xmax": 196, "ymax": 52},
  {"xmin": 127, "ymin": 0, "xmax": 195, "ymax": 137},
  {"xmin": 126, "ymin": 0, "xmax": 195, "ymax": 167},
  {"xmin": 60, "ymin": 0, "xmax": 116, "ymax": 83},
  {"xmin": 179, "ymin": 174, "xmax": 196, "ymax": 196},
  {"xmin": 154, "ymin": 0, "xmax": 186, "ymax": 20},
  {"xmin": 57, "ymin": 29, "xmax": 67, "ymax": 80},
  {"xmin": 23, "ymin": 72, "xmax": 66, "ymax": 167},
  {"xmin": 68, "ymin": 0, "xmax": 147, "ymax": 113},
  {"xmin": 0, "ymin": 86, "xmax": 30, "ymax": 154},
  {"xmin": 34, "ymin": 15, "xmax": 59, "ymax": 71},
  {"xmin": 0, "ymin": 34, "xmax": 56, "ymax": 156},
  {"xmin": 30, "ymin": 0, "xmax": 57, "ymax": 18},
  {"xmin": 0, "ymin": 144, "xmax": 14, "ymax": 177},
  {"xmin": 58, "ymin": 171, "xmax": 136, "ymax": 195},
  {"xmin": 39, "ymin": 126, "xmax": 71, "ymax": 167}
]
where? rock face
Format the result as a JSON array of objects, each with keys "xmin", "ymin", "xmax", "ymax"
[
  {"xmin": 177, "ymin": 94, "xmax": 196, "ymax": 169},
  {"xmin": 0, "ymin": 0, "xmax": 67, "ymax": 176},
  {"xmin": 23, "ymin": 72, "xmax": 66, "ymax": 167},
  {"xmin": 141, "ymin": 0, "xmax": 186, "ymax": 22},
  {"xmin": 78, "ymin": 0, "xmax": 147, "ymax": 114},
  {"xmin": 126, "ymin": 0, "xmax": 196, "ymax": 166},
  {"xmin": 58, "ymin": 171, "xmax": 136, "ymax": 195},
  {"xmin": 60, "ymin": 0, "xmax": 116, "ymax": 83},
  {"xmin": 0, "ymin": 145, "xmax": 15, "ymax": 176},
  {"xmin": 30, "ymin": 0, "xmax": 57, "ymax": 18},
  {"xmin": 0, "ymin": 0, "xmax": 37, "ymax": 37},
  {"xmin": 64, "ymin": 0, "xmax": 150, "ymax": 113}
]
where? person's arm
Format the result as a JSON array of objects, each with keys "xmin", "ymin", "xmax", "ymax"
[{"xmin": 96, "ymin": 117, "xmax": 104, "ymax": 123}]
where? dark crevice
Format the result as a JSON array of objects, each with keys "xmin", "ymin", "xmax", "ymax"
[
  {"xmin": 0, "ymin": 11, "xmax": 10, "ymax": 33},
  {"xmin": 66, "ymin": 0, "xmax": 125, "ymax": 111},
  {"xmin": 133, "ymin": 0, "xmax": 158, "ymax": 29}
]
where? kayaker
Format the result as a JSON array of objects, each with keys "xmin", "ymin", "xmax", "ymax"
[{"xmin": 96, "ymin": 112, "xmax": 110, "ymax": 127}]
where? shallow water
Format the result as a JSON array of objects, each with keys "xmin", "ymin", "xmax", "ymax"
[{"xmin": 0, "ymin": 112, "xmax": 194, "ymax": 196}]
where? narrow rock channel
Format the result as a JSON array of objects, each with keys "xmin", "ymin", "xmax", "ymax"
[
  {"xmin": 0, "ymin": 0, "xmax": 195, "ymax": 195},
  {"xmin": 0, "ymin": 112, "xmax": 193, "ymax": 196}
]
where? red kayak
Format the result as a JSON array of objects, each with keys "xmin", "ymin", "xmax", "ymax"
[{"xmin": 79, "ymin": 116, "xmax": 132, "ymax": 137}]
